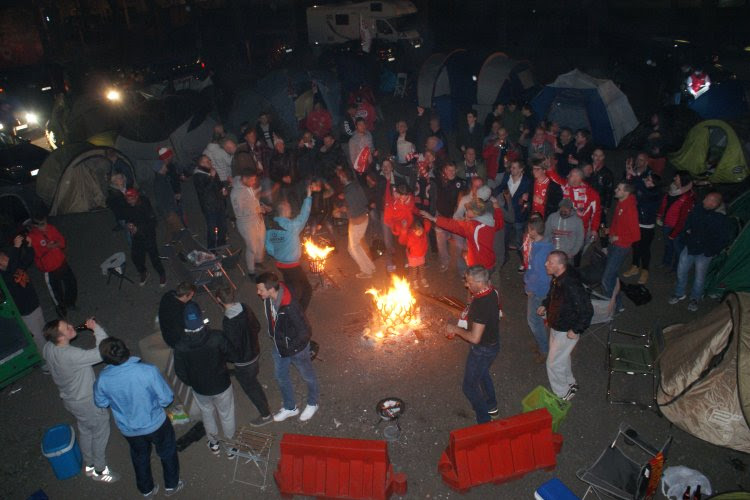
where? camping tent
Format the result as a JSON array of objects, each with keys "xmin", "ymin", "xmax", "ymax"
[
  {"xmin": 417, "ymin": 49, "xmax": 482, "ymax": 131},
  {"xmin": 253, "ymin": 70, "xmax": 341, "ymax": 141},
  {"xmin": 669, "ymin": 120, "xmax": 748, "ymax": 184},
  {"xmin": 35, "ymin": 144, "xmax": 136, "ymax": 215},
  {"xmin": 688, "ymin": 80, "xmax": 749, "ymax": 120},
  {"xmin": 657, "ymin": 292, "xmax": 750, "ymax": 453},
  {"xmin": 475, "ymin": 53, "xmax": 536, "ymax": 122},
  {"xmin": 531, "ymin": 69, "xmax": 638, "ymax": 148},
  {"xmin": 225, "ymin": 89, "xmax": 273, "ymax": 137}
]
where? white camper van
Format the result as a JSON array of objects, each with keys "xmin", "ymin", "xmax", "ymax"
[{"xmin": 307, "ymin": 1, "xmax": 421, "ymax": 48}]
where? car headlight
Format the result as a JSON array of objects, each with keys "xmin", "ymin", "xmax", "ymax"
[
  {"xmin": 25, "ymin": 112, "xmax": 39, "ymax": 124},
  {"xmin": 0, "ymin": 122, "xmax": 4, "ymax": 130}
]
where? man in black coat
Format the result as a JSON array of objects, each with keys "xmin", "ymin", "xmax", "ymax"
[
  {"xmin": 216, "ymin": 287, "xmax": 272, "ymax": 427},
  {"xmin": 193, "ymin": 155, "xmax": 228, "ymax": 249},
  {"xmin": 174, "ymin": 303, "xmax": 236, "ymax": 456},
  {"xmin": 538, "ymin": 250, "xmax": 593, "ymax": 400},
  {"xmin": 124, "ymin": 189, "xmax": 166, "ymax": 287},
  {"xmin": 158, "ymin": 282, "xmax": 196, "ymax": 348},
  {"xmin": 256, "ymin": 272, "xmax": 319, "ymax": 423}
]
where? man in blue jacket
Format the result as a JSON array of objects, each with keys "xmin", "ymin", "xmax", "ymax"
[
  {"xmin": 256, "ymin": 271, "xmax": 320, "ymax": 422},
  {"xmin": 94, "ymin": 337, "xmax": 183, "ymax": 497},
  {"xmin": 265, "ymin": 184, "xmax": 313, "ymax": 311},
  {"xmin": 524, "ymin": 217, "xmax": 553, "ymax": 363},
  {"xmin": 669, "ymin": 191, "xmax": 732, "ymax": 312},
  {"xmin": 494, "ymin": 158, "xmax": 532, "ymax": 271}
]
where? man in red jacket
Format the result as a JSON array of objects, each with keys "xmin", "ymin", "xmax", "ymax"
[
  {"xmin": 601, "ymin": 182, "xmax": 640, "ymax": 310},
  {"xmin": 548, "ymin": 167, "xmax": 602, "ymax": 244},
  {"xmin": 27, "ymin": 212, "xmax": 78, "ymax": 318}
]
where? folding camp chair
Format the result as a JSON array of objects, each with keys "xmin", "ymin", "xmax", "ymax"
[
  {"xmin": 224, "ymin": 426, "xmax": 273, "ymax": 490},
  {"xmin": 607, "ymin": 326, "xmax": 663, "ymax": 408},
  {"xmin": 578, "ymin": 423, "xmax": 672, "ymax": 500}
]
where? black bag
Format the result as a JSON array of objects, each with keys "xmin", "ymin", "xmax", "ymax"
[{"xmin": 619, "ymin": 280, "xmax": 652, "ymax": 306}]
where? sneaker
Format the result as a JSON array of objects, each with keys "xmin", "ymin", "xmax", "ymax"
[
  {"xmin": 421, "ymin": 278, "xmax": 429, "ymax": 288},
  {"xmin": 668, "ymin": 294, "xmax": 686, "ymax": 305},
  {"xmin": 273, "ymin": 407, "xmax": 300, "ymax": 422},
  {"xmin": 226, "ymin": 446, "xmax": 239, "ymax": 460},
  {"xmin": 487, "ymin": 407, "xmax": 499, "ymax": 419},
  {"xmin": 164, "ymin": 480, "xmax": 184, "ymax": 497},
  {"xmin": 438, "ymin": 264, "xmax": 449, "ymax": 273},
  {"xmin": 562, "ymin": 384, "xmax": 579, "ymax": 401},
  {"xmin": 249, "ymin": 414, "xmax": 273, "ymax": 427},
  {"xmin": 299, "ymin": 404, "xmax": 319, "ymax": 422},
  {"xmin": 622, "ymin": 265, "xmax": 640, "ymax": 278},
  {"xmin": 207, "ymin": 440, "xmax": 220, "ymax": 455},
  {"xmin": 688, "ymin": 299, "xmax": 699, "ymax": 312},
  {"xmin": 411, "ymin": 280, "xmax": 420, "ymax": 290},
  {"xmin": 91, "ymin": 466, "xmax": 120, "ymax": 483},
  {"xmin": 517, "ymin": 265, "xmax": 525, "ymax": 274},
  {"xmin": 143, "ymin": 484, "xmax": 160, "ymax": 497},
  {"xmin": 84, "ymin": 465, "xmax": 96, "ymax": 477},
  {"xmin": 139, "ymin": 271, "xmax": 150, "ymax": 286},
  {"xmin": 355, "ymin": 272, "xmax": 373, "ymax": 279},
  {"xmin": 159, "ymin": 274, "xmax": 167, "ymax": 287}
]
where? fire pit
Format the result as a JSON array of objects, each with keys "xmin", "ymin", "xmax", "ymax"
[
  {"xmin": 366, "ymin": 275, "xmax": 419, "ymax": 329},
  {"xmin": 303, "ymin": 238, "xmax": 334, "ymax": 274}
]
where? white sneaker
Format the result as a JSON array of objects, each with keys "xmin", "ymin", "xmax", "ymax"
[
  {"xmin": 91, "ymin": 466, "xmax": 120, "ymax": 483},
  {"xmin": 299, "ymin": 404, "xmax": 319, "ymax": 422},
  {"xmin": 84, "ymin": 465, "xmax": 96, "ymax": 477},
  {"xmin": 273, "ymin": 407, "xmax": 300, "ymax": 422}
]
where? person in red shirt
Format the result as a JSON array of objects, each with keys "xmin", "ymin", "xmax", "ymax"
[
  {"xmin": 548, "ymin": 166, "xmax": 602, "ymax": 244},
  {"xmin": 657, "ymin": 171, "xmax": 695, "ymax": 270},
  {"xmin": 601, "ymin": 182, "xmax": 640, "ymax": 310},
  {"xmin": 405, "ymin": 218, "xmax": 431, "ymax": 289},
  {"xmin": 27, "ymin": 212, "xmax": 78, "ymax": 318},
  {"xmin": 384, "ymin": 182, "xmax": 417, "ymax": 270},
  {"xmin": 530, "ymin": 158, "xmax": 563, "ymax": 220},
  {"xmin": 304, "ymin": 102, "xmax": 333, "ymax": 140}
]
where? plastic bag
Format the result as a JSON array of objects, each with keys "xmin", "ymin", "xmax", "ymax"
[
  {"xmin": 661, "ymin": 466, "xmax": 712, "ymax": 499},
  {"xmin": 167, "ymin": 404, "xmax": 190, "ymax": 425}
]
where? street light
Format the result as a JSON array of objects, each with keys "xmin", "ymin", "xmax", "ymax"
[{"xmin": 105, "ymin": 88, "xmax": 122, "ymax": 102}]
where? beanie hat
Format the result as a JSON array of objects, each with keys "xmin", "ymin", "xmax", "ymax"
[
  {"xmin": 184, "ymin": 302, "xmax": 204, "ymax": 332},
  {"xmin": 476, "ymin": 186, "xmax": 492, "ymax": 202},
  {"xmin": 559, "ymin": 198, "xmax": 574, "ymax": 209},
  {"xmin": 157, "ymin": 147, "xmax": 173, "ymax": 162}
]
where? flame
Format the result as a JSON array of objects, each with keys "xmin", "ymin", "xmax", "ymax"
[
  {"xmin": 366, "ymin": 275, "xmax": 418, "ymax": 328},
  {"xmin": 304, "ymin": 239, "xmax": 334, "ymax": 260}
]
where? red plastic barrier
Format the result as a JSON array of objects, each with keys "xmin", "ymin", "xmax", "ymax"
[
  {"xmin": 274, "ymin": 433, "xmax": 407, "ymax": 499},
  {"xmin": 438, "ymin": 408, "xmax": 563, "ymax": 492}
]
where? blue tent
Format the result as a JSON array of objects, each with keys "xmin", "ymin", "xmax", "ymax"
[
  {"xmin": 688, "ymin": 80, "xmax": 749, "ymax": 120},
  {"xmin": 531, "ymin": 69, "xmax": 638, "ymax": 148}
]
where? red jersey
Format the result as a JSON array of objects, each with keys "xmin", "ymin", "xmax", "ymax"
[
  {"xmin": 28, "ymin": 224, "xmax": 67, "ymax": 272},
  {"xmin": 436, "ymin": 208, "xmax": 502, "ymax": 269},
  {"xmin": 532, "ymin": 177, "xmax": 551, "ymax": 217},
  {"xmin": 406, "ymin": 220, "xmax": 431, "ymax": 260},
  {"xmin": 548, "ymin": 169, "xmax": 602, "ymax": 234},
  {"xmin": 383, "ymin": 182, "xmax": 417, "ymax": 245}
]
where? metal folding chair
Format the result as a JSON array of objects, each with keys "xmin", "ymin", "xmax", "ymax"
[
  {"xmin": 224, "ymin": 427, "xmax": 274, "ymax": 490},
  {"xmin": 607, "ymin": 326, "xmax": 664, "ymax": 408}
]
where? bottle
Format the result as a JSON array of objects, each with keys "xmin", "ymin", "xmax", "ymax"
[
  {"xmin": 682, "ymin": 487, "xmax": 691, "ymax": 499},
  {"xmin": 692, "ymin": 485, "xmax": 701, "ymax": 500}
]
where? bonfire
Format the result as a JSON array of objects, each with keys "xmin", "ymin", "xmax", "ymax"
[
  {"xmin": 304, "ymin": 238, "xmax": 335, "ymax": 273},
  {"xmin": 366, "ymin": 276, "xmax": 421, "ymax": 340}
]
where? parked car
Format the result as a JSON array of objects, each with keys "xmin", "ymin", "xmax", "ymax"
[{"xmin": 0, "ymin": 131, "xmax": 48, "ymax": 187}]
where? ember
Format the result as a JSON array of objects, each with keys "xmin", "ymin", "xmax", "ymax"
[
  {"xmin": 366, "ymin": 275, "xmax": 419, "ymax": 329},
  {"xmin": 304, "ymin": 238, "xmax": 334, "ymax": 273}
]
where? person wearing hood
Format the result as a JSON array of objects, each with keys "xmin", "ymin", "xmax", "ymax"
[
  {"xmin": 265, "ymin": 185, "xmax": 313, "ymax": 311},
  {"xmin": 193, "ymin": 155, "xmax": 228, "ymax": 249},
  {"xmin": 544, "ymin": 199, "xmax": 584, "ymax": 259},
  {"xmin": 216, "ymin": 287, "xmax": 272, "ymax": 427},
  {"xmin": 669, "ymin": 192, "xmax": 732, "ymax": 312},
  {"xmin": 256, "ymin": 272, "xmax": 319, "ymax": 423},
  {"xmin": 174, "ymin": 303, "xmax": 236, "ymax": 457},
  {"xmin": 601, "ymin": 182, "xmax": 640, "ymax": 310},
  {"xmin": 657, "ymin": 171, "xmax": 695, "ymax": 271}
]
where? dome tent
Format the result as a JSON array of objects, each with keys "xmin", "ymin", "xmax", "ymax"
[
  {"xmin": 657, "ymin": 292, "xmax": 750, "ymax": 454},
  {"xmin": 669, "ymin": 120, "xmax": 748, "ymax": 184},
  {"xmin": 35, "ymin": 144, "xmax": 135, "ymax": 215},
  {"xmin": 531, "ymin": 69, "xmax": 638, "ymax": 148},
  {"xmin": 475, "ymin": 52, "xmax": 536, "ymax": 122}
]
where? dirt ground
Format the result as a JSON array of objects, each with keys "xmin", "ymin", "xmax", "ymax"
[{"xmin": 2, "ymin": 144, "xmax": 749, "ymax": 500}]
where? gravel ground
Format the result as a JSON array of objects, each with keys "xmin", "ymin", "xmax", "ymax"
[{"xmin": 2, "ymin": 144, "xmax": 749, "ymax": 500}]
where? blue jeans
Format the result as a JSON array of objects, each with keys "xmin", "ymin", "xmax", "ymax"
[
  {"xmin": 674, "ymin": 249, "xmax": 713, "ymax": 300},
  {"xmin": 526, "ymin": 293, "xmax": 548, "ymax": 354},
  {"xmin": 204, "ymin": 211, "xmax": 227, "ymax": 249},
  {"xmin": 124, "ymin": 417, "xmax": 179, "ymax": 495},
  {"xmin": 271, "ymin": 343, "xmax": 320, "ymax": 410},
  {"xmin": 601, "ymin": 244, "xmax": 630, "ymax": 308},
  {"xmin": 462, "ymin": 343, "xmax": 500, "ymax": 424},
  {"xmin": 505, "ymin": 221, "xmax": 525, "ymax": 261},
  {"xmin": 662, "ymin": 226, "xmax": 684, "ymax": 270}
]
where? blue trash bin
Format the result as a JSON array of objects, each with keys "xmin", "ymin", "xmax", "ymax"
[{"xmin": 42, "ymin": 424, "xmax": 82, "ymax": 480}]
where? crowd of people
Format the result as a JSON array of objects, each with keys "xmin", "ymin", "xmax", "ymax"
[{"xmin": 0, "ymin": 95, "xmax": 737, "ymax": 496}]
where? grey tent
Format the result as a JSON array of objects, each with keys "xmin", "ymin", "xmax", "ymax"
[
  {"xmin": 657, "ymin": 292, "xmax": 750, "ymax": 453},
  {"xmin": 36, "ymin": 144, "xmax": 135, "ymax": 215},
  {"xmin": 226, "ymin": 89, "xmax": 273, "ymax": 137},
  {"xmin": 475, "ymin": 52, "xmax": 536, "ymax": 121}
]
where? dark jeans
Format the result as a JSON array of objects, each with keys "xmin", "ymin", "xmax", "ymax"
[
  {"xmin": 462, "ymin": 343, "xmax": 500, "ymax": 424},
  {"xmin": 46, "ymin": 262, "xmax": 78, "ymax": 308},
  {"xmin": 504, "ymin": 221, "xmax": 524, "ymax": 261},
  {"xmin": 234, "ymin": 360, "xmax": 271, "ymax": 417},
  {"xmin": 124, "ymin": 417, "xmax": 179, "ymax": 495},
  {"xmin": 132, "ymin": 234, "xmax": 165, "ymax": 277},
  {"xmin": 279, "ymin": 265, "xmax": 312, "ymax": 312},
  {"xmin": 661, "ymin": 226, "xmax": 684, "ymax": 270},
  {"xmin": 204, "ymin": 210, "xmax": 227, "ymax": 249},
  {"xmin": 632, "ymin": 226, "xmax": 655, "ymax": 269},
  {"xmin": 601, "ymin": 243, "xmax": 630, "ymax": 310}
]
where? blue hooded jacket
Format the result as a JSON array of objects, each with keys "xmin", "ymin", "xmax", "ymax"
[
  {"xmin": 524, "ymin": 239, "xmax": 554, "ymax": 296},
  {"xmin": 265, "ymin": 196, "xmax": 312, "ymax": 265}
]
